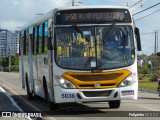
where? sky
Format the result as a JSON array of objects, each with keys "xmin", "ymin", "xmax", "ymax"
[{"xmin": 0, "ymin": 0, "xmax": 160, "ymax": 55}]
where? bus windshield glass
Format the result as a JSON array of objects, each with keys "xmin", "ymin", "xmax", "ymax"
[{"xmin": 55, "ymin": 25, "xmax": 134, "ymax": 70}]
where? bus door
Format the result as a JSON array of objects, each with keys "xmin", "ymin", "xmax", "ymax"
[
  {"xmin": 35, "ymin": 23, "xmax": 50, "ymax": 98},
  {"xmin": 48, "ymin": 19, "xmax": 54, "ymax": 100}
]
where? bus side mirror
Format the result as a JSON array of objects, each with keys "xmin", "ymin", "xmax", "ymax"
[
  {"xmin": 135, "ymin": 27, "xmax": 141, "ymax": 51},
  {"xmin": 47, "ymin": 37, "xmax": 53, "ymax": 50}
]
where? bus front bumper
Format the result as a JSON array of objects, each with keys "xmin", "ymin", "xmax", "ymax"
[{"xmin": 54, "ymin": 84, "xmax": 137, "ymax": 103}]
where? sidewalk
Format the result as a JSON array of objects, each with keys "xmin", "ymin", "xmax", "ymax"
[{"xmin": 0, "ymin": 86, "xmax": 29, "ymax": 120}]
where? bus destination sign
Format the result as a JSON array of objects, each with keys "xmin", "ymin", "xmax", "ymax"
[{"xmin": 55, "ymin": 9, "xmax": 131, "ymax": 25}]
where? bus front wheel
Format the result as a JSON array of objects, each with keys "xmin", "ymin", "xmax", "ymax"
[
  {"xmin": 109, "ymin": 100, "xmax": 121, "ymax": 109},
  {"xmin": 49, "ymin": 101, "xmax": 59, "ymax": 110}
]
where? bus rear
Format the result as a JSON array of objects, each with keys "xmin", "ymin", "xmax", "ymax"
[{"xmin": 51, "ymin": 6, "xmax": 141, "ymax": 108}]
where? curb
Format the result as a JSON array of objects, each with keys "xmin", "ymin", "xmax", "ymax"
[{"xmin": 138, "ymin": 88, "xmax": 159, "ymax": 94}]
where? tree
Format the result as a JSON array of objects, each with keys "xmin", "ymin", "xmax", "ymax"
[
  {"xmin": 2, "ymin": 57, "xmax": 9, "ymax": 67},
  {"xmin": 137, "ymin": 54, "xmax": 147, "ymax": 59},
  {"xmin": 157, "ymin": 52, "xmax": 160, "ymax": 56}
]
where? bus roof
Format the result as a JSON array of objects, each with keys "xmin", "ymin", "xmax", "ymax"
[
  {"xmin": 57, "ymin": 5, "xmax": 129, "ymax": 10},
  {"xmin": 19, "ymin": 5, "xmax": 130, "ymax": 31}
]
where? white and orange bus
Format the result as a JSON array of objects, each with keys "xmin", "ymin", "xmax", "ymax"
[{"xmin": 19, "ymin": 6, "xmax": 141, "ymax": 109}]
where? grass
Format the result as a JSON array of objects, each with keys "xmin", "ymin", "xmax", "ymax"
[{"xmin": 139, "ymin": 76, "xmax": 158, "ymax": 92}]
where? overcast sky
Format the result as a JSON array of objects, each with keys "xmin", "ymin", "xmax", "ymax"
[{"xmin": 0, "ymin": 0, "xmax": 160, "ymax": 55}]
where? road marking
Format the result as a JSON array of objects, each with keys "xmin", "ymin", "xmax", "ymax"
[
  {"xmin": 0, "ymin": 85, "xmax": 32, "ymax": 120},
  {"xmin": 138, "ymin": 105, "xmax": 160, "ymax": 111},
  {"xmin": 0, "ymin": 83, "xmax": 56, "ymax": 120},
  {"xmin": 0, "ymin": 86, "xmax": 24, "ymax": 112}
]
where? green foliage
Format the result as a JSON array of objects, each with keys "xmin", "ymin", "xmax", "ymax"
[
  {"xmin": 157, "ymin": 52, "xmax": 160, "ymax": 56},
  {"xmin": 138, "ymin": 64, "xmax": 153, "ymax": 74},
  {"xmin": 2, "ymin": 57, "xmax": 9, "ymax": 67},
  {"xmin": 137, "ymin": 54, "xmax": 147, "ymax": 59},
  {"xmin": 138, "ymin": 64, "xmax": 156, "ymax": 82},
  {"xmin": 147, "ymin": 55, "xmax": 160, "ymax": 81},
  {"xmin": 139, "ymin": 79, "xmax": 158, "ymax": 92},
  {"xmin": 10, "ymin": 65, "xmax": 19, "ymax": 72},
  {"xmin": 0, "ymin": 56, "xmax": 19, "ymax": 72},
  {"xmin": 11, "ymin": 56, "xmax": 19, "ymax": 65}
]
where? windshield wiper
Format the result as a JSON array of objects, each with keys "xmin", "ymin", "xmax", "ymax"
[
  {"xmin": 72, "ymin": 24, "xmax": 90, "ymax": 42},
  {"xmin": 102, "ymin": 23, "xmax": 115, "ymax": 42}
]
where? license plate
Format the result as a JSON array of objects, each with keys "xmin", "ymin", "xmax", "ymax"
[{"xmin": 121, "ymin": 90, "xmax": 134, "ymax": 96}]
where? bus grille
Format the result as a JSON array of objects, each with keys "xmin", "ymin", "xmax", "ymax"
[
  {"xmin": 82, "ymin": 90, "xmax": 112, "ymax": 97},
  {"xmin": 71, "ymin": 73, "xmax": 122, "ymax": 81},
  {"xmin": 79, "ymin": 83, "xmax": 115, "ymax": 88},
  {"xmin": 62, "ymin": 70, "xmax": 131, "ymax": 89}
]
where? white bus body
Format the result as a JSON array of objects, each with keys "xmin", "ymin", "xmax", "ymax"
[{"xmin": 19, "ymin": 6, "xmax": 141, "ymax": 109}]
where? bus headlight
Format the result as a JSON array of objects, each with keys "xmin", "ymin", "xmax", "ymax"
[
  {"xmin": 119, "ymin": 75, "xmax": 135, "ymax": 87},
  {"xmin": 57, "ymin": 78, "xmax": 76, "ymax": 89}
]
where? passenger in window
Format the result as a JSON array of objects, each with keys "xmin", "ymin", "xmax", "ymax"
[
  {"xmin": 57, "ymin": 41, "xmax": 62, "ymax": 57},
  {"xmin": 72, "ymin": 38, "xmax": 85, "ymax": 57}
]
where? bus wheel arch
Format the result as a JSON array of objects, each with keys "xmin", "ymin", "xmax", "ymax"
[
  {"xmin": 25, "ymin": 73, "xmax": 33, "ymax": 100},
  {"xmin": 43, "ymin": 76, "xmax": 49, "ymax": 101},
  {"xmin": 43, "ymin": 76, "xmax": 59, "ymax": 110}
]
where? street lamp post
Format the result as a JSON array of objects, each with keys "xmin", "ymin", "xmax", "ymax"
[{"xmin": 72, "ymin": 0, "xmax": 74, "ymax": 6}]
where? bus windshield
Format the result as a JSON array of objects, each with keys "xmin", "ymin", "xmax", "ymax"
[{"xmin": 55, "ymin": 25, "xmax": 134, "ymax": 70}]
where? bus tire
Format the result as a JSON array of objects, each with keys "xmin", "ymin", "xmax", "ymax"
[
  {"xmin": 109, "ymin": 100, "xmax": 121, "ymax": 109},
  {"xmin": 31, "ymin": 91, "xmax": 37, "ymax": 100},
  {"xmin": 25, "ymin": 74, "xmax": 33, "ymax": 100},
  {"xmin": 43, "ymin": 77, "xmax": 48, "ymax": 101},
  {"xmin": 49, "ymin": 101, "xmax": 59, "ymax": 110}
]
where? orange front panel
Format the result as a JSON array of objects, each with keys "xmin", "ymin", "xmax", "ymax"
[{"xmin": 62, "ymin": 70, "xmax": 131, "ymax": 89}]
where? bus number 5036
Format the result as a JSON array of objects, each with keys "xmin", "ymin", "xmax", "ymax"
[{"xmin": 61, "ymin": 93, "xmax": 75, "ymax": 98}]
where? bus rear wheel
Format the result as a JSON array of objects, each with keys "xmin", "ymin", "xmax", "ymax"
[
  {"xmin": 109, "ymin": 100, "xmax": 121, "ymax": 109},
  {"xmin": 25, "ymin": 75, "xmax": 33, "ymax": 100},
  {"xmin": 43, "ymin": 77, "xmax": 49, "ymax": 101}
]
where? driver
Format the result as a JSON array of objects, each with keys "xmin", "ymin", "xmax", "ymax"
[{"xmin": 103, "ymin": 30, "xmax": 119, "ymax": 49}]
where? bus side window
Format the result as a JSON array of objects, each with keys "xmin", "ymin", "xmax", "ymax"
[
  {"xmin": 34, "ymin": 26, "xmax": 38, "ymax": 54},
  {"xmin": 39, "ymin": 24, "xmax": 43, "ymax": 54},
  {"xmin": 42, "ymin": 23, "xmax": 45, "ymax": 53},
  {"xmin": 41, "ymin": 22, "xmax": 48, "ymax": 53},
  {"xmin": 23, "ymin": 31, "xmax": 26, "ymax": 55},
  {"xmin": 32, "ymin": 27, "xmax": 35, "ymax": 54},
  {"xmin": 44, "ymin": 22, "xmax": 48, "ymax": 53},
  {"xmin": 26, "ymin": 29, "xmax": 29, "ymax": 55},
  {"xmin": 47, "ymin": 19, "xmax": 53, "ymax": 50},
  {"xmin": 37, "ymin": 26, "xmax": 39, "ymax": 54}
]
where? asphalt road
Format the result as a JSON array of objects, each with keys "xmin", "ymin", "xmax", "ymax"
[{"xmin": 0, "ymin": 72, "xmax": 160, "ymax": 120}]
